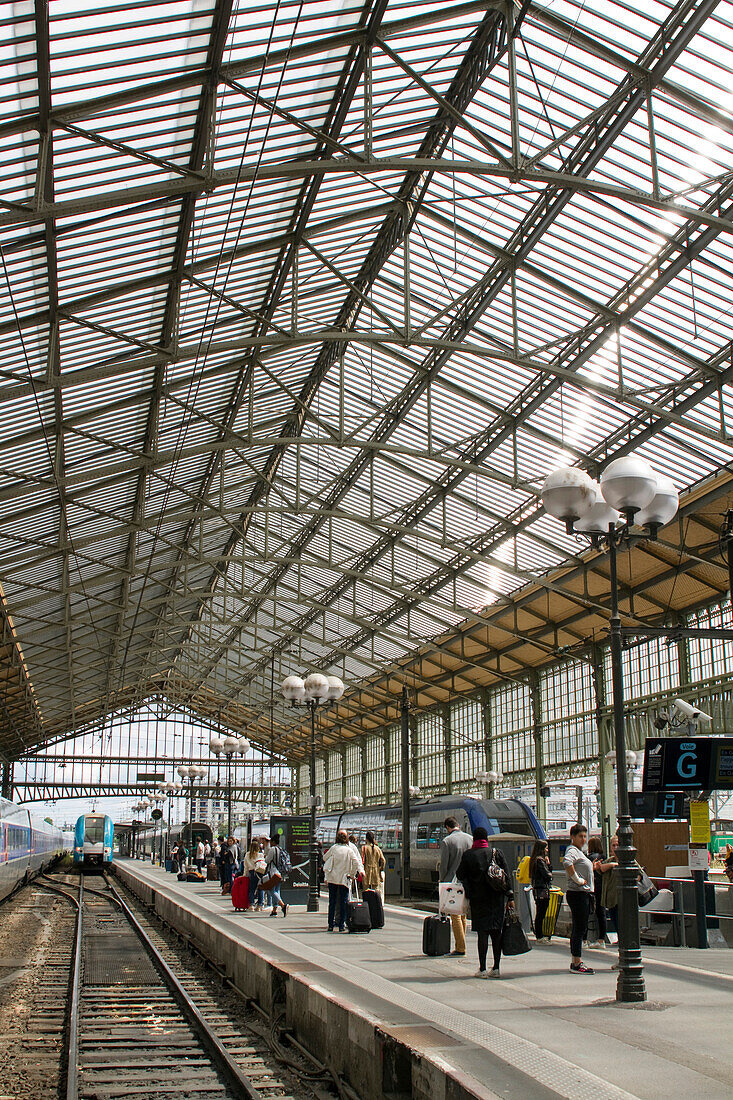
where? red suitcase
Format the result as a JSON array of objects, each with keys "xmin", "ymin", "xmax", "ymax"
[{"xmin": 231, "ymin": 875, "xmax": 250, "ymax": 911}]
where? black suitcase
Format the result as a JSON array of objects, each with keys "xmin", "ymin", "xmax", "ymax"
[
  {"xmin": 177, "ymin": 872, "xmax": 187, "ymax": 881},
  {"xmin": 423, "ymin": 914, "xmax": 451, "ymax": 956},
  {"xmin": 346, "ymin": 881, "xmax": 371, "ymax": 933},
  {"xmin": 363, "ymin": 888, "xmax": 384, "ymax": 929},
  {"xmin": 171, "ymin": 860, "xmax": 179, "ymax": 874}
]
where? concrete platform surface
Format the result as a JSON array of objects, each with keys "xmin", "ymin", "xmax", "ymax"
[{"xmin": 116, "ymin": 860, "xmax": 733, "ymax": 1100}]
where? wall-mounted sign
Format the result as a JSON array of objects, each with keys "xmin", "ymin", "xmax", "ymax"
[
  {"xmin": 137, "ymin": 772, "xmax": 165, "ymax": 783},
  {"xmin": 642, "ymin": 737, "xmax": 733, "ymax": 791},
  {"xmin": 628, "ymin": 791, "xmax": 685, "ymax": 819},
  {"xmin": 689, "ymin": 799, "xmax": 711, "ymax": 844}
]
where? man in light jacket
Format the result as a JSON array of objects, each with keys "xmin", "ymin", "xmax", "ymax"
[
  {"xmin": 439, "ymin": 816, "xmax": 472, "ymax": 955},
  {"xmin": 323, "ymin": 830, "xmax": 361, "ymax": 932}
]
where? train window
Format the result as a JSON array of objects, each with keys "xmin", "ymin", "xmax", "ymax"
[
  {"xmin": 428, "ymin": 823, "xmax": 445, "ymax": 849},
  {"xmin": 416, "ymin": 823, "xmax": 429, "ymax": 849},
  {"xmin": 84, "ymin": 820, "xmax": 105, "ymax": 844}
]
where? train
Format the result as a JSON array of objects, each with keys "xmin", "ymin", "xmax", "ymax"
[
  {"xmin": 0, "ymin": 796, "xmax": 69, "ymax": 902},
  {"xmin": 121, "ymin": 820, "xmax": 214, "ymax": 862},
  {"xmin": 252, "ymin": 794, "xmax": 545, "ymax": 894},
  {"xmin": 73, "ymin": 813, "xmax": 114, "ymax": 867}
]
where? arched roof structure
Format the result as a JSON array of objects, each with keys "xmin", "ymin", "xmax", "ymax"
[{"xmin": 1, "ymin": 0, "xmax": 733, "ymax": 762}]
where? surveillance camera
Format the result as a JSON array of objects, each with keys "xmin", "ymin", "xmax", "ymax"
[{"xmin": 672, "ymin": 697, "xmax": 712, "ymax": 723}]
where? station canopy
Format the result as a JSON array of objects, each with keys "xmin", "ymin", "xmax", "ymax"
[{"xmin": 1, "ymin": 0, "xmax": 733, "ymax": 763}]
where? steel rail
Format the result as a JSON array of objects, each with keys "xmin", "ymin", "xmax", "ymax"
[
  {"xmin": 65, "ymin": 875, "xmax": 82, "ymax": 1100},
  {"xmin": 102, "ymin": 874, "xmax": 263, "ymax": 1100}
]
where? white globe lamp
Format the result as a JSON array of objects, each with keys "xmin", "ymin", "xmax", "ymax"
[
  {"xmin": 281, "ymin": 675, "xmax": 305, "ymax": 702},
  {"xmin": 327, "ymin": 675, "xmax": 345, "ymax": 701},
  {"xmin": 600, "ymin": 456, "xmax": 657, "ymax": 516},
  {"xmin": 574, "ymin": 481, "xmax": 622, "ymax": 534},
  {"xmin": 633, "ymin": 474, "xmax": 678, "ymax": 530},
  {"xmin": 304, "ymin": 672, "xmax": 330, "ymax": 702},
  {"xmin": 209, "ymin": 735, "xmax": 225, "ymax": 755},
  {"xmin": 541, "ymin": 467, "xmax": 596, "ymax": 525}
]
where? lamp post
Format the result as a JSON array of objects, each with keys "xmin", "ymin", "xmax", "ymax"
[
  {"xmin": 210, "ymin": 735, "xmax": 250, "ymax": 838},
  {"xmin": 281, "ymin": 672, "xmax": 345, "ymax": 912},
  {"xmin": 178, "ymin": 764, "xmax": 205, "ymax": 855},
  {"xmin": 542, "ymin": 456, "xmax": 679, "ymax": 1003}
]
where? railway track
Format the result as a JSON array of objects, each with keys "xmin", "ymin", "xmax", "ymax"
[{"xmin": 54, "ymin": 872, "xmax": 334, "ymax": 1100}]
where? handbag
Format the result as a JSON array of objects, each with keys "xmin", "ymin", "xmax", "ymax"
[
  {"xmin": 637, "ymin": 869, "xmax": 659, "ymax": 907},
  {"xmin": 439, "ymin": 880, "xmax": 467, "ymax": 916},
  {"xmin": 486, "ymin": 848, "xmax": 509, "ymax": 894},
  {"xmin": 501, "ymin": 914, "xmax": 531, "ymax": 956}
]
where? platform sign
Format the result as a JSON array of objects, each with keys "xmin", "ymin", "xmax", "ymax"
[
  {"xmin": 688, "ymin": 844, "xmax": 709, "ymax": 872},
  {"xmin": 689, "ymin": 800, "xmax": 711, "ymax": 845},
  {"xmin": 151, "ymin": 809, "xmax": 163, "ymax": 821},
  {"xmin": 269, "ymin": 814, "xmax": 310, "ymax": 903},
  {"xmin": 642, "ymin": 737, "xmax": 733, "ymax": 790},
  {"xmin": 629, "ymin": 791, "xmax": 685, "ymax": 819}
]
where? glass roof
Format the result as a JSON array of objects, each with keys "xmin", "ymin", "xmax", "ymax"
[{"xmin": 1, "ymin": 0, "xmax": 733, "ymax": 756}]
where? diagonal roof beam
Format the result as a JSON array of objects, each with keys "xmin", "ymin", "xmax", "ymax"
[{"xmin": 193, "ymin": 0, "xmax": 723, "ymax": 700}]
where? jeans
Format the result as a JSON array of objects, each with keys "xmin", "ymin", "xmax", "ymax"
[
  {"xmin": 567, "ymin": 890, "xmax": 592, "ymax": 957},
  {"xmin": 249, "ymin": 872, "xmax": 261, "ymax": 905},
  {"xmin": 270, "ymin": 878, "xmax": 283, "ymax": 908},
  {"xmin": 327, "ymin": 883, "xmax": 348, "ymax": 929},
  {"xmin": 533, "ymin": 895, "xmax": 550, "ymax": 939}
]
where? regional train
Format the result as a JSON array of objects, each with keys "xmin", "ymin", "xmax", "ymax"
[
  {"xmin": 0, "ymin": 796, "xmax": 68, "ymax": 902},
  {"xmin": 253, "ymin": 794, "xmax": 545, "ymax": 894},
  {"xmin": 73, "ymin": 813, "xmax": 114, "ymax": 867},
  {"xmin": 124, "ymin": 820, "xmax": 213, "ymax": 861}
]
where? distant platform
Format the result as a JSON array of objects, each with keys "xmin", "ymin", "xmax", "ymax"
[{"xmin": 116, "ymin": 859, "xmax": 733, "ymax": 1100}]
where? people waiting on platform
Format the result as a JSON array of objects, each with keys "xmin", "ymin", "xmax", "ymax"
[
  {"xmin": 529, "ymin": 839, "xmax": 553, "ymax": 942},
  {"xmin": 456, "ymin": 827, "xmax": 514, "ymax": 979},
  {"xmin": 195, "ymin": 839, "xmax": 205, "ymax": 873},
  {"xmin": 361, "ymin": 830, "xmax": 386, "ymax": 900},
  {"xmin": 347, "ymin": 833, "xmax": 365, "ymax": 879},
  {"xmin": 563, "ymin": 824, "xmax": 595, "ymax": 974},
  {"xmin": 242, "ymin": 840, "xmax": 263, "ymax": 910},
  {"xmin": 220, "ymin": 835, "xmax": 235, "ymax": 894},
  {"xmin": 324, "ymin": 830, "xmax": 361, "ymax": 932},
  {"xmin": 264, "ymin": 834, "xmax": 289, "ymax": 917},
  {"xmin": 439, "ymin": 816, "xmax": 472, "ymax": 956},
  {"xmin": 599, "ymin": 833, "xmax": 620, "ymax": 934},
  {"xmin": 587, "ymin": 836, "xmax": 607, "ymax": 946}
]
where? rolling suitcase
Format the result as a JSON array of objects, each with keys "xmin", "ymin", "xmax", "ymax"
[
  {"xmin": 171, "ymin": 859, "xmax": 179, "ymax": 874},
  {"xmin": 542, "ymin": 888, "xmax": 563, "ymax": 938},
  {"xmin": 346, "ymin": 880, "xmax": 371, "ymax": 933},
  {"xmin": 207, "ymin": 860, "xmax": 219, "ymax": 881},
  {"xmin": 422, "ymin": 913, "xmax": 451, "ymax": 956},
  {"xmin": 363, "ymin": 888, "xmax": 384, "ymax": 929},
  {"xmin": 231, "ymin": 875, "xmax": 250, "ymax": 911}
]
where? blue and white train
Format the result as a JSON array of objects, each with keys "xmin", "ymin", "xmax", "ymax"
[
  {"xmin": 0, "ymin": 796, "xmax": 68, "ymax": 902},
  {"xmin": 73, "ymin": 813, "xmax": 114, "ymax": 867}
]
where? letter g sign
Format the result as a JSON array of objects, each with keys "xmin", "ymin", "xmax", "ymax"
[{"xmin": 677, "ymin": 746, "xmax": 697, "ymax": 780}]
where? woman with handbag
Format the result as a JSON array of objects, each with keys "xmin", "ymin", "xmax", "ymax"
[
  {"xmin": 529, "ymin": 839, "xmax": 553, "ymax": 942},
  {"xmin": 456, "ymin": 827, "xmax": 514, "ymax": 979}
]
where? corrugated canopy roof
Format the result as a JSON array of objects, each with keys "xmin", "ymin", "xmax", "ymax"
[{"xmin": 2, "ymin": 0, "xmax": 733, "ymax": 761}]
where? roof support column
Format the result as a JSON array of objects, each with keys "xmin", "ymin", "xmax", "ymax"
[
  {"xmin": 530, "ymin": 672, "xmax": 545, "ymax": 829},
  {"xmin": 591, "ymin": 645, "xmax": 615, "ymax": 849}
]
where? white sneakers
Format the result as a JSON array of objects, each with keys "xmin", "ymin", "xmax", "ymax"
[{"xmin": 474, "ymin": 968, "xmax": 501, "ymax": 979}]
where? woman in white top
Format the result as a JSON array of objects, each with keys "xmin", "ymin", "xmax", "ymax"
[
  {"xmin": 195, "ymin": 839, "xmax": 205, "ymax": 872},
  {"xmin": 562, "ymin": 823, "xmax": 595, "ymax": 974},
  {"xmin": 323, "ymin": 830, "xmax": 361, "ymax": 932}
]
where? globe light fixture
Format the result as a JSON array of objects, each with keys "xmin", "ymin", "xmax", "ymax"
[
  {"xmin": 599, "ymin": 455, "xmax": 658, "ymax": 517},
  {"xmin": 280, "ymin": 669, "xmax": 348, "ymax": 912},
  {"xmin": 542, "ymin": 456, "xmax": 679, "ymax": 1006}
]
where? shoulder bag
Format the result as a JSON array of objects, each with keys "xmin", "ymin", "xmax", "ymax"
[{"xmin": 486, "ymin": 848, "xmax": 509, "ymax": 894}]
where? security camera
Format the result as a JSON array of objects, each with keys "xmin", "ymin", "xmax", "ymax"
[{"xmin": 672, "ymin": 697, "xmax": 712, "ymax": 723}]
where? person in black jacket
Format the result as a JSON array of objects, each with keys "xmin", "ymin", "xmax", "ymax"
[
  {"xmin": 529, "ymin": 839, "xmax": 553, "ymax": 941},
  {"xmin": 456, "ymin": 827, "xmax": 514, "ymax": 979}
]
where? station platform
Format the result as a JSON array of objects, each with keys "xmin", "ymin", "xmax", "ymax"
[{"xmin": 114, "ymin": 859, "xmax": 733, "ymax": 1100}]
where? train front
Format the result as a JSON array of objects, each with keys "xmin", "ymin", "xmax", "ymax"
[{"xmin": 75, "ymin": 814, "xmax": 112, "ymax": 866}]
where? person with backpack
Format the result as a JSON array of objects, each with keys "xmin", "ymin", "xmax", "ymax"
[
  {"xmin": 456, "ymin": 827, "xmax": 514, "ymax": 979},
  {"xmin": 264, "ymin": 833, "xmax": 289, "ymax": 916}
]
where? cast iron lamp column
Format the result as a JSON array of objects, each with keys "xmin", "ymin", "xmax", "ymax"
[
  {"xmin": 281, "ymin": 672, "xmax": 345, "ymax": 912},
  {"xmin": 542, "ymin": 456, "xmax": 679, "ymax": 1004}
]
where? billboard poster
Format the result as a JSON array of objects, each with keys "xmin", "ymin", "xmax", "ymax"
[{"xmin": 269, "ymin": 814, "xmax": 310, "ymax": 903}]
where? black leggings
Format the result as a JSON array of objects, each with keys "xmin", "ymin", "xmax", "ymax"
[
  {"xmin": 566, "ymin": 891, "xmax": 591, "ymax": 958},
  {"xmin": 534, "ymin": 895, "xmax": 550, "ymax": 939},
  {"xmin": 477, "ymin": 930, "xmax": 502, "ymax": 972}
]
